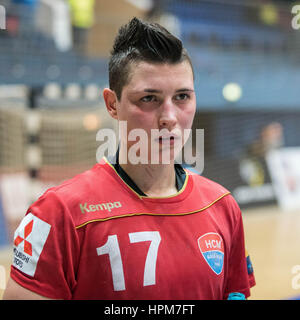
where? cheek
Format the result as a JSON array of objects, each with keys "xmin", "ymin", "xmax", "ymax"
[
  {"xmin": 118, "ymin": 103, "xmax": 156, "ymax": 133},
  {"xmin": 179, "ymin": 105, "xmax": 196, "ymax": 129}
]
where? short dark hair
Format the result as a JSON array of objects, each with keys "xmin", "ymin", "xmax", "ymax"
[{"xmin": 109, "ymin": 17, "xmax": 193, "ymax": 100}]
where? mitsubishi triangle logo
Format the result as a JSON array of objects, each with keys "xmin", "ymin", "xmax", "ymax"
[
  {"xmin": 14, "ymin": 220, "xmax": 34, "ymax": 256},
  {"xmin": 13, "ymin": 213, "xmax": 51, "ymax": 277}
]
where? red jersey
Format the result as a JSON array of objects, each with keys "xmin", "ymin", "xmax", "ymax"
[{"xmin": 10, "ymin": 158, "xmax": 255, "ymax": 299}]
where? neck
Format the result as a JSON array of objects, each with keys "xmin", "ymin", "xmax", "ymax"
[{"xmin": 118, "ymin": 146, "xmax": 177, "ymax": 197}]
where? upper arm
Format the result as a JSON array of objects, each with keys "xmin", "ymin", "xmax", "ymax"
[
  {"xmin": 3, "ymin": 277, "xmax": 53, "ymax": 300},
  {"xmin": 9, "ymin": 191, "xmax": 79, "ymax": 300},
  {"xmin": 223, "ymin": 196, "xmax": 255, "ymax": 299}
]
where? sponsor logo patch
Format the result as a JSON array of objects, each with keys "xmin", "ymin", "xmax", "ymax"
[
  {"xmin": 13, "ymin": 213, "xmax": 51, "ymax": 277},
  {"xmin": 197, "ymin": 232, "xmax": 224, "ymax": 275},
  {"xmin": 79, "ymin": 201, "xmax": 122, "ymax": 214}
]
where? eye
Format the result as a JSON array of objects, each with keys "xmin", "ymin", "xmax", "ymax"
[
  {"xmin": 141, "ymin": 95, "xmax": 157, "ymax": 102},
  {"xmin": 174, "ymin": 93, "xmax": 190, "ymax": 101}
]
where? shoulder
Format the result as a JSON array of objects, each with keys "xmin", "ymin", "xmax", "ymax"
[
  {"xmin": 50, "ymin": 163, "xmax": 103, "ymax": 201},
  {"xmin": 184, "ymin": 165, "xmax": 230, "ymax": 196},
  {"xmin": 184, "ymin": 165, "xmax": 241, "ymax": 217},
  {"xmin": 27, "ymin": 163, "xmax": 107, "ymax": 224}
]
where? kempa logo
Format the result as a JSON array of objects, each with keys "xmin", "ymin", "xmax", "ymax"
[
  {"xmin": 0, "ymin": 5, "xmax": 6, "ymax": 30},
  {"xmin": 80, "ymin": 201, "xmax": 122, "ymax": 214}
]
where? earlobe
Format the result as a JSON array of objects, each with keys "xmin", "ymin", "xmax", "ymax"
[{"xmin": 103, "ymin": 88, "xmax": 118, "ymax": 119}]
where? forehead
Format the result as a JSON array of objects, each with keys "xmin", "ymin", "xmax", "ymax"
[{"xmin": 124, "ymin": 60, "xmax": 194, "ymax": 93}]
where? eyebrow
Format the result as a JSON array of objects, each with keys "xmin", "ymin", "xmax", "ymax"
[{"xmin": 138, "ymin": 88, "xmax": 195, "ymax": 94}]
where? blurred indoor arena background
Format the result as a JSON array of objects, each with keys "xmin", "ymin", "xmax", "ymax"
[{"xmin": 1, "ymin": 0, "xmax": 300, "ymax": 300}]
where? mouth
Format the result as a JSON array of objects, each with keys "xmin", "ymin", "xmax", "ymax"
[{"xmin": 158, "ymin": 135, "xmax": 178, "ymax": 145}]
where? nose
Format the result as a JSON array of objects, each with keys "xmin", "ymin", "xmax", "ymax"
[{"xmin": 158, "ymin": 99, "xmax": 177, "ymax": 130}]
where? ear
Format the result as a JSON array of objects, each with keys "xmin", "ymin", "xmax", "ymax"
[{"xmin": 103, "ymin": 88, "xmax": 118, "ymax": 120}]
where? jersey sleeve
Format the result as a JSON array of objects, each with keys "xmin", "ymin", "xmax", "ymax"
[
  {"xmin": 223, "ymin": 196, "xmax": 256, "ymax": 299},
  {"xmin": 10, "ymin": 190, "xmax": 80, "ymax": 299}
]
